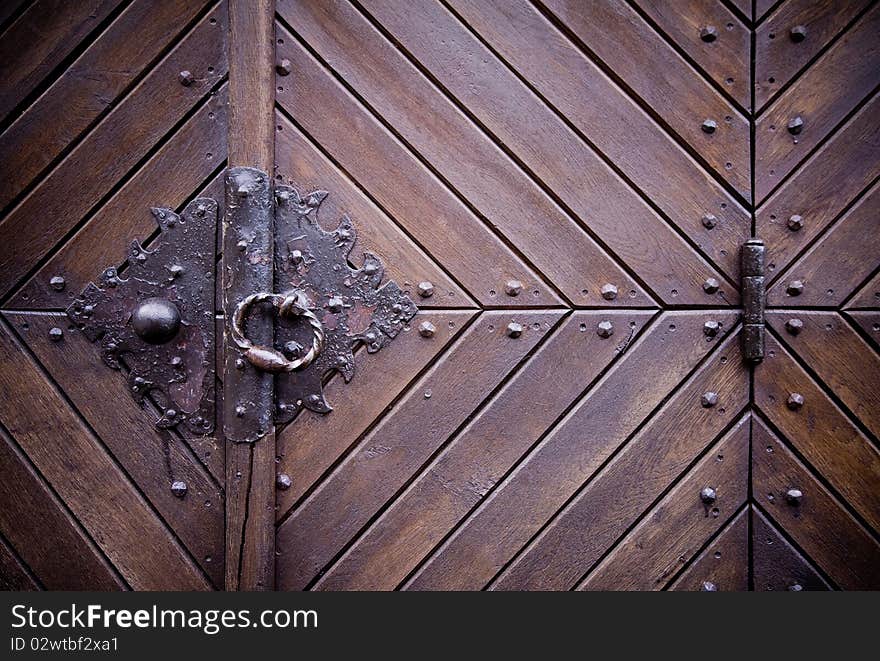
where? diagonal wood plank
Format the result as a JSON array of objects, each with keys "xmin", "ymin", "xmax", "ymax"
[
  {"xmin": 846, "ymin": 311, "xmax": 880, "ymax": 353},
  {"xmin": 492, "ymin": 338, "xmax": 748, "ymax": 590},
  {"xmin": 314, "ymin": 310, "xmax": 657, "ymax": 590},
  {"xmin": 274, "ymin": 113, "xmax": 474, "ymax": 307},
  {"xmin": 578, "ymin": 422, "xmax": 749, "ymax": 590},
  {"xmin": 0, "ymin": 425, "xmax": 125, "ymax": 590},
  {"xmin": 405, "ymin": 310, "xmax": 741, "ymax": 590},
  {"xmin": 280, "ymin": 1, "xmax": 648, "ymax": 307},
  {"xmin": 752, "ymin": 507, "xmax": 831, "ymax": 591},
  {"xmin": 357, "ymin": 0, "xmax": 733, "ymax": 306},
  {"xmin": 752, "ymin": 418, "xmax": 880, "ymax": 589},
  {"xmin": 0, "ymin": 534, "xmax": 40, "ymax": 591},
  {"xmin": 756, "ymin": 331, "xmax": 880, "ymax": 533},
  {"xmin": 669, "ymin": 508, "xmax": 749, "ymax": 591},
  {"xmin": 845, "ymin": 271, "xmax": 880, "ymax": 310},
  {"xmin": 276, "ymin": 310, "xmax": 565, "ymax": 589},
  {"xmin": 0, "ymin": 318, "xmax": 211, "ymax": 590}
]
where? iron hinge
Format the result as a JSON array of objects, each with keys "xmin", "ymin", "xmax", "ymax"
[{"xmin": 741, "ymin": 238, "xmax": 765, "ymax": 363}]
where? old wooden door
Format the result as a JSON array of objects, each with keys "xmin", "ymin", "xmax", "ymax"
[{"xmin": 1, "ymin": 0, "xmax": 878, "ymax": 592}]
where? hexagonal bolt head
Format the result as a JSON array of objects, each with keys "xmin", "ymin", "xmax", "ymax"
[
  {"xmin": 417, "ymin": 281, "xmax": 435, "ymax": 298},
  {"xmin": 703, "ymin": 320, "xmax": 721, "ymax": 337},
  {"xmin": 785, "ymin": 318, "xmax": 804, "ymax": 335},
  {"xmin": 276, "ymin": 473, "xmax": 292, "ymax": 491},
  {"xmin": 786, "ymin": 280, "xmax": 804, "ymax": 296},
  {"xmin": 789, "ymin": 25, "xmax": 807, "ymax": 42},
  {"xmin": 703, "ymin": 278, "xmax": 720, "ymax": 294},
  {"xmin": 701, "ymin": 391, "xmax": 719, "ymax": 408},
  {"xmin": 787, "ymin": 214, "xmax": 804, "ymax": 231},
  {"xmin": 48, "ymin": 327, "xmax": 64, "ymax": 342},
  {"xmin": 701, "ymin": 213, "xmax": 718, "ymax": 229},
  {"xmin": 596, "ymin": 320, "xmax": 614, "ymax": 338},
  {"xmin": 49, "ymin": 275, "xmax": 66, "ymax": 291},
  {"xmin": 785, "ymin": 488, "xmax": 803, "ymax": 505},
  {"xmin": 504, "ymin": 279, "xmax": 524, "ymax": 297},
  {"xmin": 787, "ymin": 392, "xmax": 805, "ymax": 411},
  {"xmin": 276, "ymin": 58, "xmax": 292, "ymax": 76},
  {"xmin": 701, "ymin": 581, "xmax": 718, "ymax": 592},
  {"xmin": 699, "ymin": 25, "xmax": 718, "ymax": 42},
  {"xmin": 600, "ymin": 283, "xmax": 618, "ymax": 300},
  {"xmin": 418, "ymin": 321, "xmax": 436, "ymax": 338},
  {"xmin": 701, "ymin": 119, "xmax": 718, "ymax": 134},
  {"xmin": 178, "ymin": 70, "xmax": 194, "ymax": 87},
  {"xmin": 700, "ymin": 486, "xmax": 717, "ymax": 504},
  {"xmin": 787, "ymin": 116, "xmax": 804, "ymax": 135},
  {"xmin": 170, "ymin": 480, "xmax": 188, "ymax": 497},
  {"xmin": 506, "ymin": 322, "xmax": 524, "ymax": 338}
]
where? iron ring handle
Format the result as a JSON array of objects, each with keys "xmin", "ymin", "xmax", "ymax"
[{"xmin": 230, "ymin": 290, "xmax": 325, "ymax": 373}]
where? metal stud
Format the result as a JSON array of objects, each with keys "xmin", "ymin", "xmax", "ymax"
[
  {"xmin": 701, "ymin": 581, "xmax": 718, "ymax": 592},
  {"xmin": 48, "ymin": 327, "xmax": 63, "ymax": 342},
  {"xmin": 276, "ymin": 58, "xmax": 292, "ymax": 76},
  {"xmin": 168, "ymin": 264, "xmax": 185, "ymax": 278},
  {"xmin": 785, "ymin": 488, "xmax": 803, "ymax": 504},
  {"xmin": 49, "ymin": 275, "xmax": 66, "ymax": 291},
  {"xmin": 178, "ymin": 70, "xmax": 194, "ymax": 87},
  {"xmin": 699, "ymin": 26, "xmax": 718, "ymax": 42},
  {"xmin": 417, "ymin": 281, "xmax": 434, "ymax": 298},
  {"xmin": 418, "ymin": 321, "xmax": 436, "ymax": 338},
  {"xmin": 131, "ymin": 298, "xmax": 181, "ymax": 344},
  {"xmin": 326, "ymin": 296, "xmax": 344, "ymax": 312},
  {"xmin": 787, "ymin": 214, "xmax": 804, "ymax": 231},
  {"xmin": 290, "ymin": 249, "xmax": 304, "ymax": 265},
  {"xmin": 787, "ymin": 392, "xmax": 805, "ymax": 411},
  {"xmin": 701, "ymin": 119, "xmax": 718, "ymax": 134},
  {"xmin": 505, "ymin": 279, "xmax": 524, "ymax": 297},
  {"xmin": 788, "ymin": 583, "xmax": 804, "ymax": 591},
  {"xmin": 703, "ymin": 320, "xmax": 720, "ymax": 337},
  {"xmin": 789, "ymin": 25, "xmax": 807, "ymax": 42},
  {"xmin": 700, "ymin": 486, "xmax": 717, "ymax": 503},
  {"xmin": 703, "ymin": 278, "xmax": 720, "ymax": 294},
  {"xmin": 786, "ymin": 280, "xmax": 804, "ymax": 296},
  {"xmin": 701, "ymin": 391, "xmax": 719, "ymax": 408},
  {"xmin": 785, "ymin": 318, "xmax": 804, "ymax": 335},
  {"xmin": 701, "ymin": 213, "xmax": 718, "ymax": 229},
  {"xmin": 596, "ymin": 320, "xmax": 614, "ymax": 338},
  {"xmin": 170, "ymin": 480, "xmax": 188, "ymax": 497},
  {"xmin": 787, "ymin": 116, "xmax": 804, "ymax": 135},
  {"xmin": 506, "ymin": 322, "xmax": 523, "ymax": 338},
  {"xmin": 283, "ymin": 340, "xmax": 303, "ymax": 358},
  {"xmin": 276, "ymin": 473, "xmax": 292, "ymax": 490},
  {"xmin": 600, "ymin": 283, "xmax": 618, "ymax": 301},
  {"xmin": 234, "ymin": 405, "xmax": 246, "ymax": 418}
]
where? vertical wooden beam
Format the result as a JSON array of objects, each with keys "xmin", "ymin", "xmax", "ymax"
[{"xmin": 224, "ymin": 0, "xmax": 276, "ymax": 591}]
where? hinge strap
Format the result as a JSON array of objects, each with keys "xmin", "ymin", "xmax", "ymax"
[{"xmin": 742, "ymin": 238, "xmax": 766, "ymax": 363}]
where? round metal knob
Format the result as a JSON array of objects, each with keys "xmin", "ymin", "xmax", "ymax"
[{"xmin": 131, "ymin": 298, "xmax": 181, "ymax": 344}]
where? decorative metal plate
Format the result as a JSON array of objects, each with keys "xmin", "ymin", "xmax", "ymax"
[
  {"xmin": 273, "ymin": 186, "xmax": 418, "ymax": 421},
  {"xmin": 66, "ymin": 198, "xmax": 218, "ymax": 435}
]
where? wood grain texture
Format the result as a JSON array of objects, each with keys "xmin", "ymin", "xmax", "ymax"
[
  {"xmin": 846, "ymin": 271, "xmax": 880, "ymax": 309},
  {"xmin": 752, "ymin": 507, "xmax": 831, "ymax": 591},
  {"xmin": 0, "ymin": 534, "xmax": 39, "ymax": 591},
  {"xmin": 669, "ymin": 508, "xmax": 749, "ymax": 591},
  {"xmin": 0, "ymin": 318, "xmax": 211, "ymax": 590},
  {"xmin": 846, "ymin": 311, "xmax": 880, "ymax": 352}
]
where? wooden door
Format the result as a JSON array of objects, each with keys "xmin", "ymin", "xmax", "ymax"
[{"xmin": 1, "ymin": 0, "xmax": 877, "ymax": 592}]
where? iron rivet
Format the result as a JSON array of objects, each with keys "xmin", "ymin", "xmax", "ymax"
[
  {"xmin": 49, "ymin": 275, "xmax": 66, "ymax": 291},
  {"xmin": 703, "ymin": 320, "xmax": 720, "ymax": 337},
  {"xmin": 785, "ymin": 488, "xmax": 803, "ymax": 504},
  {"xmin": 418, "ymin": 281, "xmax": 435, "ymax": 298},
  {"xmin": 789, "ymin": 25, "xmax": 807, "ymax": 42},
  {"xmin": 787, "ymin": 116, "xmax": 804, "ymax": 135},
  {"xmin": 131, "ymin": 298, "xmax": 181, "ymax": 344},
  {"xmin": 283, "ymin": 340, "xmax": 303, "ymax": 357},
  {"xmin": 596, "ymin": 320, "xmax": 614, "ymax": 338},
  {"xmin": 703, "ymin": 278, "xmax": 720, "ymax": 294},
  {"xmin": 506, "ymin": 322, "xmax": 523, "ymax": 338},
  {"xmin": 787, "ymin": 214, "xmax": 804, "ymax": 231},
  {"xmin": 787, "ymin": 280, "xmax": 804, "ymax": 296},
  {"xmin": 290, "ymin": 249, "xmax": 303, "ymax": 264},
  {"xmin": 327, "ymin": 296, "xmax": 344, "ymax": 312},
  {"xmin": 600, "ymin": 283, "xmax": 618, "ymax": 301},
  {"xmin": 171, "ymin": 480, "xmax": 187, "ymax": 497},
  {"xmin": 418, "ymin": 321, "xmax": 436, "ymax": 338},
  {"xmin": 170, "ymin": 356, "xmax": 183, "ymax": 366},
  {"xmin": 700, "ymin": 486, "xmax": 717, "ymax": 503},
  {"xmin": 277, "ymin": 473, "xmax": 292, "ymax": 490},
  {"xmin": 701, "ymin": 213, "xmax": 717, "ymax": 229},
  {"xmin": 701, "ymin": 391, "xmax": 719, "ymax": 408},
  {"xmin": 169, "ymin": 264, "xmax": 185, "ymax": 277},
  {"xmin": 178, "ymin": 70, "xmax": 194, "ymax": 86},
  {"xmin": 276, "ymin": 58, "xmax": 292, "ymax": 76},
  {"xmin": 235, "ymin": 405, "xmax": 246, "ymax": 418},
  {"xmin": 505, "ymin": 279, "xmax": 524, "ymax": 297},
  {"xmin": 785, "ymin": 318, "xmax": 803, "ymax": 335},
  {"xmin": 237, "ymin": 240, "xmax": 248, "ymax": 251},
  {"xmin": 48, "ymin": 327, "xmax": 63, "ymax": 342},
  {"xmin": 235, "ymin": 358, "xmax": 246, "ymax": 369},
  {"xmin": 699, "ymin": 26, "xmax": 718, "ymax": 42},
  {"xmin": 787, "ymin": 393, "xmax": 805, "ymax": 410},
  {"xmin": 701, "ymin": 581, "xmax": 718, "ymax": 592},
  {"xmin": 702, "ymin": 119, "xmax": 717, "ymax": 134},
  {"xmin": 789, "ymin": 583, "xmax": 804, "ymax": 591}
]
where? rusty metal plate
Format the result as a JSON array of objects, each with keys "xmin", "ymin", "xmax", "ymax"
[
  {"xmin": 66, "ymin": 198, "xmax": 218, "ymax": 435},
  {"xmin": 273, "ymin": 186, "xmax": 418, "ymax": 421}
]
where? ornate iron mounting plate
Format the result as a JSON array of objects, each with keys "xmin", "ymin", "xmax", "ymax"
[
  {"xmin": 273, "ymin": 186, "xmax": 418, "ymax": 421},
  {"xmin": 66, "ymin": 198, "xmax": 218, "ymax": 434}
]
